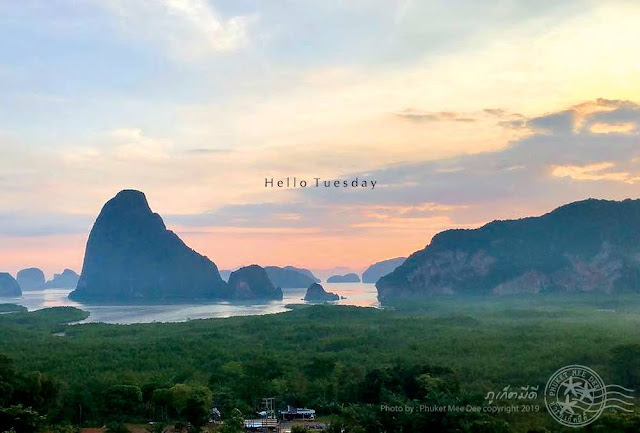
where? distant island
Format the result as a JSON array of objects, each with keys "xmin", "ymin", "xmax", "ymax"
[
  {"xmin": 304, "ymin": 283, "xmax": 339, "ymax": 302},
  {"xmin": 282, "ymin": 266, "xmax": 320, "ymax": 283},
  {"xmin": 69, "ymin": 190, "xmax": 230, "ymax": 302},
  {"xmin": 362, "ymin": 257, "xmax": 406, "ymax": 284},
  {"xmin": 0, "ymin": 303, "xmax": 26, "ymax": 313},
  {"xmin": 327, "ymin": 273, "xmax": 360, "ymax": 283},
  {"xmin": 45, "ymin": 269, "xmax": 80, "ymax": 289},
  {"xmin": 16, "ymin": 268, "xmax": 45, "ymax": 290},
  {"xmin": 209, "ymin": 266, "xmax": 319, "ymax": 286},
  {"xmin": 377, "ymin": 198, "xmax": 640, "ymax": 302},
  {"xmin": 0, "ymin": 273, "xmax": 21, "ymax": 297},
  {"xmin": 227, "ymin": 265, "xmax": 283, "ymax": 300},
  {"xmin": 15, "ymin": 267, "xmax": 82, "ymax": 290},
  {"xmin": 265, "ymin": 266, "xmax": 317, "ymax": 288}
]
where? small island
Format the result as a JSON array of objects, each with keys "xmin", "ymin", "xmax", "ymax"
[
  {"xmin": 45, "ymin": 269, "xmax": 80, "ymax": 289},
  {"xmin": 327, "ymin": 273, "xmax": 360, "ymax": 283},
  {"xmin": 228, "ymin": 265, "xmax": 283, "ymax": 300},
  {"xmin": 282, "ymin": 266, "xmax": 320, "ymax": 282},
  {"xmin": 17, "ymin": 268, "xmax": 46, "ymax": 290},
  {"xmin": 304, "ymin": 283, "xmax": 340, "ymax": 302},
  {"xmin": 0, "ymin": 303, "xmax": 27, "ymax": 314},
  {"xmin": 0, "ymin": 273, "xmax": 22, "ymax": 297},
  {"xmin": 265, "ymin": 266, "xmax": 317, "ymax": 288}
]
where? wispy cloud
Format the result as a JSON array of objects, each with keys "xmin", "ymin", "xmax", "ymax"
[
  {"xmin": 184, "ymin": 148, "xmax": 233, "ymax": 155},
  {"xmin": 111, "ymin": 128, "xmax": 172, "ymax": 161},
  {"xmin": 320, "ymin": 99, "xmax": 640, "ymax": 212},
  {"xmin": 396, "ymin": 109, "xmax": 477, "ymax": 123},
  {"xmin": 63, "ymin": 128, "xmax": 172, "ymax": 163},
  {"xmin": 551, "ymin": 162, "xmax": 640, "ymax": 184},
  {"xmin": 99, "ymin": 0, "xmax": 252, "ymax": 60}
]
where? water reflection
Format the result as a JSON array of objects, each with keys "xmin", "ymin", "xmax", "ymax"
[{"xmin": 0, "ymin": 282, "xmax": 380, "ymax": 324}]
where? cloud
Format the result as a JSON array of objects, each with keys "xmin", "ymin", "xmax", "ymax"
[
  {"xmin": 63, "ymin": 128, "xmax": 172, "ymax": 163},
  {"xmin": 8, "ymin": 99, "xmax": 640, "ymax": 244},
  {"xmin": 3, "ymin": 99, "xmax": 639, "ymax": 270},
  {"xmin": 589, "ymin": 122, "xmax": 636, "ymax": 134},
  {"xmin": 527, "ymin": 110, "xmax": 575, "ymax": 135},
  {"xmin": 165, "ymin": 200, "xmax": 463, "ymax": 234},
  {"xmin": 184, "ymin": 148, "xmax": 233, "ymax": 155},
  {"xmin": 517, "ymin": 98, "xmax": 640, "ymax": 136},
  {"xmin": 395, "ymin": 108, "xmax": 526, "ymax": 124},
  {"xmin": 297, "ymin": 99, "xmax": 640, "ymax": 218},
  {"xmin": 99, "ymin": 0, "xmax": 252, "ymax": 60},
  {"xmin": 495, "ymin": 98, "xmax": 640, "ymax": 136},
  {"xmin": 111, "ymin": 128, "xmax": 172, "ymax": 161},
  {"xmin": 551, "ymin": 162, "xmax": 640, "ymax": 184},
  {"xmin": 396, "ymin": 109, "xmax": 477, "ymax": 123},
  {"xmin": 483, "ymin": 108, "xmax": 507, "ymax": 116},
  {"xmin": 0, "ymin": 212, "xmax": 94, "ymax": 237}
]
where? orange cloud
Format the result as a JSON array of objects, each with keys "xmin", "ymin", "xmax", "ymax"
[
  {"xmin": 551, "ymin": 162, "xmax": 640, "ymax": 183},
  {"xmin": 589, "ymin": 122, "xmax": 636, "ymax": 134}
]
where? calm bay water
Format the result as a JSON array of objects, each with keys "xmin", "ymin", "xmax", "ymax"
[{"xmin": 0, "ymin": 282, "xmax": 380, "ymax": 324}]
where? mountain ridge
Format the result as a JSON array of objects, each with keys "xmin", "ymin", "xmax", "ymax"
[{"xmin": 377, "ymin": 198, "xmax": 640, "ymax": 302}]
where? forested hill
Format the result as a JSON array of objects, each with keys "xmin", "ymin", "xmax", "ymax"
[{"xmin": 377, "ymin": 198, "xmax": 640, "ymax": 301}]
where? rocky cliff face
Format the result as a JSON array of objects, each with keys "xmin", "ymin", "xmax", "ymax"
[
  {"xmin": 45, "ymin": 269, "xmax": 80, "ymax": 289},
  {"xmin": 17, "ymin": 268, "xmax": 46, "ymax": 290},
  {"xmin": 70, "ymin": 190, "xmax": 229, "ymax": 302},
  {"xmin": 304, "ymin": 283, "xmax": 339, "ymax": 301},
  {"xmin": 0, "ymin": 273, "xmax": 22, "ymax": 297},
  {"xmin": 227, "ymin": 265, "xmax": 283, "ymax": 300},
  {"xmin": 327, "ymin": 273, "xmax": 360, "ymax": 283},
  {"xmin": 377, "ymin": 199, "xmax": 640, "ymax": 302},
  {"xmin": 265, "ymin": 266, "xmax": 317, "ymax": 288},
  {"xmin": 362, "ymin": 257, "xmax": 406, "ymax": 284}
]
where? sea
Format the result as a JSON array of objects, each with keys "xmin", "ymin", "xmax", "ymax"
[{"xmin": 0, "ymin": 282, "xmax": 380, "ymax": 324}]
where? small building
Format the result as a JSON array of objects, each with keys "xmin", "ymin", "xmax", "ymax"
[
  {"xmin": 244, "ymin": 418, "xmax": 279, "ymax": 431},
  {"xmin": 279, "ymin": 405, "xmax": 316, "ymax": 421},
  {"xmin": 210, "ymin": 407, "xmax": 222, "ymax": 422}
]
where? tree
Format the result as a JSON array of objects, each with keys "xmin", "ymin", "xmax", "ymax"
[
  {"xmin": 151, "ymin": 388, "xmax": 173, "ymax": 421},
  {"xmin": 50, "ymin": 425, "xmax": 81, "ymax": 433},
  {"xmin": 0, "ymin": 355, "xmax": 16, "ymax": 407},
  {"xmin": 105, "ymin": 422, "xmax": 130, "ymax": 433},
  {"xmin": 325, "ymin": 419, "xmax": 346, "ymax": 433},
  {"xmin": 610, "ymin": 344, "xmax": 640, "ymax": 389},
  {"xmin": 0, "ymin": 405, "xmax": 43, "ymax": 433},
  {"xmin": 182, "ymin": 396, "xmax": 209, "ymax": 431},
  {"xmin": 591, "ymin": 412, "xmax": 640, "ymax": 432},
  {"xmin": 0, "ymin": 355, "xmax": 60, "ymax": 417},
  {"xmin": 146, "ymin": 422, "xmax": 166, "ymax": 433},
  {"xmin": 13, "ymin": 371, "xmax": 60, "ymax": 416},
  {"xmin": 104, "ymin": 385, "xmax": 143, "ymax": 420},
  {"xmin": 219, "ymin": 408, "xmax": 244, "ymax": 433}
]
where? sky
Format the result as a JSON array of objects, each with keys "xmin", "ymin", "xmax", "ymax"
[{"xmin": 2, "ymin": 0, "xmax": 640, "ymax": 277}]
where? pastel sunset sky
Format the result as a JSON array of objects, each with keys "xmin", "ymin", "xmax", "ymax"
[{"xmin": 2, "ymin": 1, "xmax": 640, "ymax": 277}]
